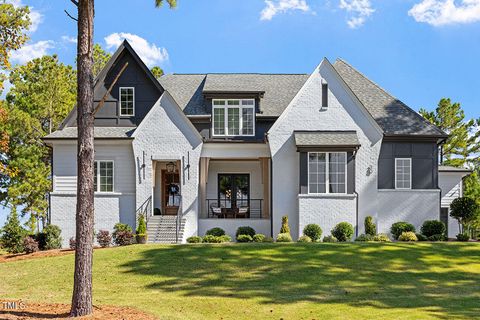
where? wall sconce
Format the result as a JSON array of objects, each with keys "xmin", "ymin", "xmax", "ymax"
[
  {"xmin": 366, "ymin": 166, "xmax": 372, "ymax": 176},
  {"xmin": 166, "ymin": 161, "xmax": 176, "ymax": 173}
]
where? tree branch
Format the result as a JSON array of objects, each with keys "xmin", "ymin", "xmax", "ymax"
[
  {"xmin": 70, "ymin": 0, "xmax": 79, "ymax": 6},
  {"xmin": 64, "ymin": 9, "xmax": 78, "ymax": 21}
]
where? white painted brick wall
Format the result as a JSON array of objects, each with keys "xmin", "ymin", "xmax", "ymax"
[{"xmin": 132, "ymin": 93, "xmax": 203, "ymax": 242}]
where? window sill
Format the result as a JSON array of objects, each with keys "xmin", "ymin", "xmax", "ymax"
[
  {"xmin": 298, "ymin": 193, "xmax": 356, "ymax": 199},
  {"xmin": 50, "ymin": 191, "xmax": 125, "ymax": 196}
]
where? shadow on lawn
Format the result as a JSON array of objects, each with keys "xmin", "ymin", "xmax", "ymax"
[{"xmin": 121, "ymin": 243, "xmax": 480, "ymax": 318}]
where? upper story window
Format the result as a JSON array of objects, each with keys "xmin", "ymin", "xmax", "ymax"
[
  {"xmin": 119, "ymin": 87, "xmax": 135, "ymax": 116},
  {"xmin": 395, "ymin": 158, "xmax": 411, "ymax": 189},
  {"xmin": 308, "ymin": 152, "xmax": 346, "ymax": 194},
  {"xmin": 212, "ymin": 99, "xmax": 255, "ymax": 136},
  {"xmin": 94, "ymin": 160, "xmax": 114, "ymax": 192}
]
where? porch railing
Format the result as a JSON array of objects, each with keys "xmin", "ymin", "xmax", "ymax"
[
  {"xmin": 205, "ymin": 199, "xmax": 264, "ymax": 219},
  {"xmin": 136, "ymin": 196, "xmax": 152, "ymax": 227}
]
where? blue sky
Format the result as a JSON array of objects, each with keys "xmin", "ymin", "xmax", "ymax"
[{"xmin": 2, "ymin": 0, "xmax": 480, "ymax": 226}]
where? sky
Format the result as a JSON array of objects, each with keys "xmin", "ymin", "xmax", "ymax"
[{"xmin": 2, "ymin": 0, "xmax": 480, "ymax": 226}]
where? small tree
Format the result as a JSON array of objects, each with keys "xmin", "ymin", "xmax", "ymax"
[
  {"xmin": 364, "ymin": 216, "xmax": 376, "ymax": 236},
  {"xmin": 0, "ymin": 208, "xmax": 27, "ymax": 253},
  {"xmin": 450, "ymin": 197, "xmax": 479, "ymax": 236},
  {"xmin": 280, "ymin": 215, "xmax": 290, "ymax": 234}
]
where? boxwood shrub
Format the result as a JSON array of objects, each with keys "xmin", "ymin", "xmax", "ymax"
[
  {"xmin": 398, "ymin": 231, "xmax": 418, "ymax": 242},
  {"xmin": 187, "ymin": 236, "xmax": 202, "ymax": 243},
  {"xmin": 235, "ymin": 226, "xmax": 256, "ymax": 238},
  {"xmin": 355, "ymin": 234, "xmax": 374, "ymax": 242},
  {"xmin": 331, "ymin": 222, "xmax": 354, "ymax": 242},
  {"xmin": 237, "ymin": 234, "xmax": 253, "ymax": 242},
  {"xmin": 390, "ymin": 222, "xmax": 415, "ymax": 240},
  {"xmin": 252, "ymin": 234, "xmax": 265, "ymax": 242},
  {"xmin": 323, "ymin": 235, "xmax": 338, "ymax": 243},
  {"xmin": 276, "ymin": 233, "xmax": 293, "ymax": 242},
  {"xmin": 420, "ymin": 220, "xmax": 446, "ymax": 238},
  {"xmin": 303, "ymin": 224, "xmax": 322, "ymax": 242},
  {"xmin": 298, "ymin": 235, "xmax": 312, "ymax": 243},
  {"xmin": 205, "ymin": 227, "xmax": 226, "ymax": 237}
]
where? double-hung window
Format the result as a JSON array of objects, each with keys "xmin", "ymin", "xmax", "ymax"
[
  {"xmin": 94, "ymin": 161, "xmax": 114, "ymax": 192},
  {"xmin": 308, "ymin": 152, "xmax": 347, "ymax": 194},
  {"xmin": 212, "ymin": 99, "xmax": 255, "ymax": 136},
  {"xmin": 395, "ymin": 158, "xmax": 411, "ymax": 189},
  {"xmin": 119, "ymin": 87, "xmax": 135, "ymax": 116}
]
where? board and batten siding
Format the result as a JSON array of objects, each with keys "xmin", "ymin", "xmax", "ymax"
[{"xmin": 52, "ymin": 142, "xmax": 135, "ymax": 194}]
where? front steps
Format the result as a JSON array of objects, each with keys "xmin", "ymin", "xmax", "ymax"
[{"xmin": 147, "ymin": 215, "xmax": 186, "ymax": 244}]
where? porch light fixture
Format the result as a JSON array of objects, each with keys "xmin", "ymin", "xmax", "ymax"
[{"xmin": 166, "ymin": 162, "xmax": 176, "ymax": 173}]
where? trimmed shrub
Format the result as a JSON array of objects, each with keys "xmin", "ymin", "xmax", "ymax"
[
  {"xmin": 97, "ymin": 230, "xmax": 112, "ymax": 248},
  {"xmin": 450, "ymin": 197, "xmax": 479, "ymax": 234},
  {"xmin": 236, "ymin": 234, "xmax": 253, "ymax": 243},
  {"xmin": 263, "ymin": 236, "xmax": 274, "ymax": 243},
  {"xmin": 373, "ymin": 234, "xmax": 391, "ymax": 242},
  {"xmin": 253, "ymin": 234, "xmax": 266, "ymax": 242},
  {"xmin": 298, "ymin": 235, "xmax": 312, "ymax": 243},
  {"xmin": 457, "ymin": 233, "xmax": 470, "ymax": 242},
  {"xmin": 0, "ymin": 209, "xmax": 27, "ymax": 253},
  {"xmin": 398, "ymin": 231, "xmax": 418, "ymax": 242},
  {"xmin": 416, "ymin": 233, "xmax": 428, "ymax": 241},
  {"xmin": 69, "ymin": 237, "xmax": 76, "ymax": 250},
  {"xmin": 365, "ymin": 216, "xmax": 376, "ymax": 236},
  {"xmin": 280, "ymin": 216, "xmax": 290, "ymax": 234},
  {"xmin": 428, "ymin": 234, "xmax": 446, "ymax": 242},
  {"xmin": 202, "ymin": 235, "xmax": 231, "ymax": 243},
  {"xmin": 235, "ymin": 226, "xmax": 256, "ymax": 238},
  {"xmin": 355, "ymin": 234, "xmax": 374, "ymax": 242},
  {"xmin": 43, "ymin": 225, "xmax": 62, "ymax": 250},
  {"xmin": 23, "ymin": 236, "xmax": 39, "ymax": 254},
  {"xmin": 331, "ymin": 222, "xmax": 354, "ymax": 242},
  {"xmin": 218, "ymin": 235, "xmax": 232, "ymax": 243},
  {"xmin": 390, "ymin": 222, "xmax": 416, "ymax": 240},
  {"xmin": 303, "ymin": 224, "xmax": 322, "ymax": 242},
  {"xmin": 276, "ymin": 233, "xmax": 293, "ymax": 242},
  {"xmin": 136, "ymin": 214, "xmax": 147, "ymax": 240},
  {"xmin": 421, "ymin": 220, "xmax": 446, "ymax": 238},
  {"xmin": 323, "ymin": 235, "xmax": 338, "ymax": 243},
  {"xmin": 187, "ymin": 236, "xmax": 202, "ymax": 243},
  {"xmin": 113, "ymin": 231, "xmax": 134, "ymax": 246},
  {"xmin": 206, "ymin": 227, "xmax": 226, "ymax": 237}
]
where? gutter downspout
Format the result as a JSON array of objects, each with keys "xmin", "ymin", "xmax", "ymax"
[{"xmin": 270, "ymin": 157, "xmax": 273, "ymax": 238}]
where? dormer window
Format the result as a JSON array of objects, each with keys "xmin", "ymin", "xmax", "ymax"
[
  {"xmin": 212, "ymin": 99, "xmax": 255, "ymax": 137},
  {"xmin": 119, "ymin": 87, "xmax": 135, "ymax": 116}
]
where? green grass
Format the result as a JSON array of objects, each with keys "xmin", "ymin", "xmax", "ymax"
[{"xmin": 1, "ymin": 243, "xmax": 480, "ymax": 319}]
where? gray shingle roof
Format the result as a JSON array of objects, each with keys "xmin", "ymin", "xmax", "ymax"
[
  {"xmin": 333, "ymin": 59, "xmax": 446, "ymax": 137},
  {"xmin": 44, "ymin": 127, "xmax": 135, "ymax": 139},
  {"xmin": 294, "ymin": 131, "xmax": 360, "ymax": 147},
  {"xmin": 439, "ymin": 165, "xmax": 472, "ymax": 173},
  {"xmin": 158, "ymin": 73, "xmax": 309, "ymax": 117}
]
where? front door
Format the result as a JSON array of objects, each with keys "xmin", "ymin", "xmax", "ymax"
[
  {"xmin": 162, "ymin": 169, "xmax": 180, "ymax": 215},
  {"xmin": 218, "ymin": 174, "xmax": 250, "ymax": 210}
]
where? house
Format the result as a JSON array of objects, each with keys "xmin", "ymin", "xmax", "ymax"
[{"xmin": 43, "ymin": 40, "xmax": 465, "ymax": 245}]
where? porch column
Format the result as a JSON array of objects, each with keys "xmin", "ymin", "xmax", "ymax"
[
  {"xmin": 199, "ymin": 157, "xmax": 210, "ymax": 218},
  {"xmin": 260, "ymin": 157, "xmax": 270, "ymax": 218}
]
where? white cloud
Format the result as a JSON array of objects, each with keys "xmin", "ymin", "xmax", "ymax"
[
  {"xmin": 104, "ymin": 33, "xmax": 168, "ymax": 67},
  {"xmin": 10, "ymin": 40, "xmax": 54, "ymax": 64},
  {"xmin": 339, "ymin": 0, "xmax": 375, "ymax": 28},
  {"xmin": 61, "ymin": 35, "xmax": 77, "ymax": 44},
  {"xmin": 5, "ymin": 0, "xmax": 43, "ymax": 33},
  {"xmin": 260, "ymin": 0, "xmax": 312, "ymax": 20},
  {"xmin": 409, "ymin": 0, "xmax": 480, "ymax": 26}
]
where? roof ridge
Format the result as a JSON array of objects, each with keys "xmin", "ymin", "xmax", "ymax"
[{"xmin": 167, "ymin": 73, "xmax": 309, "ymax": 76}]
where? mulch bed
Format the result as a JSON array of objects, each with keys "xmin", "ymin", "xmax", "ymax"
[
  {"xmin": 0, "ymin": 301, "xmax": 158, "ymax": 320},
  {"xmin": 0, "ymin": 250, "xmax": 75, "ymax": 263}
]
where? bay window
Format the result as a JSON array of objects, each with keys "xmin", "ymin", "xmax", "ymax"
[
  {"xmin": 212, "ymin": 99, "xmax": 255, "ymax": 136},
  {"xmin": 94, "ymin": 160, "xmax": 114, "ymax": 192},
  {"xmin": 308, "ymin": 152, "xmax": 346, "ymax": 194}
]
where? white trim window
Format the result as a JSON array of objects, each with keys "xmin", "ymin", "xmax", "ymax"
[
  {"xmin": 94, "ymin": 160, "xmax": 114, "ymax": 192},
  {"xmin": 395, "ymin": 158, "xmax": 411, "ymax": 189},
  {"xmin": 212, "ymin": 99, "xmax": 255, "ymax": 136},
  {"xmin": 308, "ymin": 152, "xmax": 347, "ymax": 194},
  {"xmin": 119, "ymin": 87, "xmax": 135, "ymax": 116}
]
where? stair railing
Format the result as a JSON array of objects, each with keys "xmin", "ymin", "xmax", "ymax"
[
  {"xmin": 175, "ymin": 195, "xmax": 183, "ymax": 244},
  {"xmin": 136, "ymin": 196, "xmax": 152, "ymax": 228}
]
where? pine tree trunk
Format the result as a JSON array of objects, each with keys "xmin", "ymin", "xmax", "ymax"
[{"xmin": 70, "ymin": 0, "xmax": 95, "ymax": 317}]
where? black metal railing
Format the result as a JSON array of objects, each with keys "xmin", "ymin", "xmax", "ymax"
[
  {"xmin": 175, "ymin": 195, "xmax": 182, "ymax": 243},
  {"xmin": 136, "ymin": 196, "xmax": 152, "ymax": 228},
  {"xmin": 205, "ymin": 199, "xmax": 264, "ymax": 219}
]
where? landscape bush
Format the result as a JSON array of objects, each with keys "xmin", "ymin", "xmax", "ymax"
[
  {"xmin": 97, "ymin": 230, "xmax": 112, "ymax": 248},
  {"xmin": 365, "ymin": 216, "xmax": 376, "ymax": 236},
  {"xmin": 218, "ymin": 235, "xmax": 232, "ymax": 242},
  {"xmin": 298, "ymin": 235, "xmax": 312, "ymax": 243},
  {"xmin": 263, "ymin": 236, "xmax": 274, "ymax": 243},
  {"xmin": 252, "ymin": 234, "xmax": 265, "ymax": 242},
  {"xmin": 69, "ymin": 237, "xmax": 76, "ymax": 250},
  {"xmin": 415, "ymin": 233, "xmax": 428, "ymax": 241},
  {"xmin": 280, "ymin": 215, "xmax": 290, "ymax": 234},
  {"xmin": 390, "ymin": 222, "xmax": 416, "ymax": 240},
  {"xmin": 303, "ymin": 224, "xmax": 322, "ymax": 242},
  {"xmin": 0, "ymin": 209, "xmax": 27, "ymax": 253},
  {"xmin": 421, "ymin": 220, "xmax": 446, "ymax": 238},
  {"xmin": 450, "ymin": 197, "xmax": 479, "ymax": 235},
  {"xmin": 205, "ymin": 227, "xmax": 226, "ymax": 237},
  {"xmin": 136, "ymin": 214, "xmax": 147, "ymax": 244},
  {"xmin": 398, "ymin": 231, "xmax": 418, "ymax": 242},
  {"xmin": 355, "ymin": 234, "xmax": 374, "ymax": 242},
  {"xmin": 236, "ymin": 234, "xmax": 253, "ymax": 243},
  {"xmin": 323, "ymin": 235, "xmax": 338, "ymax": 243},
  {"xmin": 373, "ymin": 234, "xmax": 391, "ymax": 242},
  {"xmin": 331, "ymin": 222, "xmax": 354, "ymax": 242},
  {"xmin": 456, "ymin": 233, "xmax": 470, "ymax": 242},
  {"xmin": 187, "ymin": 236, "xmax": 202, "ymax": 243},
  {"xmin": 276, "ymin": 233, "xmax": 293, "ymax": 242},
  {"xmin": 428, "ymin": 234, "xmax": 446, "ymax": 241},
  {"xmin": 23, "ymin": 236, "xmax": 39, "ymax": 253},
  {"xmin": 235, "ymin": 226, "xmax": 255, "ymax": 238},
  {"xmin": 42, "ymin": 225, "xmax": 63, "ymax": 250},
  {"xmin": 113, "ymin": 223, "xmax": 133, "ymax": 246}
]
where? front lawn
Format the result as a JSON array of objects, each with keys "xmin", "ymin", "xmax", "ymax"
[{"xmin": 1, "ymin": 243, "xmax": 479, "ymax": 319}]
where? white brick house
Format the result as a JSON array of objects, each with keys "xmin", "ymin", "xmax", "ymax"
[{"xmin": 44, "ymin": 40, "xmax": 467, "ymax": 246}]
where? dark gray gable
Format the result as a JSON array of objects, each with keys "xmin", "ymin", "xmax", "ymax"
[{"xmin": 61, "ymin": 40, "xmax": 164, "ymax": 129}]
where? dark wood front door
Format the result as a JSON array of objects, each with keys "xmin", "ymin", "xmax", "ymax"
[{"xmin": 162, "ymin": 169, "xmax": 180, "ymax": 215}]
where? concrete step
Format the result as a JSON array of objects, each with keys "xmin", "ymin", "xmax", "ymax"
[{"xmin": 146, "ymin": 215, "xmax": 186, "ymax": 244}]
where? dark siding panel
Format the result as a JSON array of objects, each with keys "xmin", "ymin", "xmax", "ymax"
[
  {"xmin": 299, "ymin": 152, "xmax": 308, "ymax": 194},
  {"xmin": 378, "ymin": 141, "xmax": 438, "ymax": 189},
  {"xmin": 347, "ymin": 152, "xmax": 355, "ymax": 194},
  {"xmin": 192, "ymin": 118, "xmax": 275, "ymax": 142}
]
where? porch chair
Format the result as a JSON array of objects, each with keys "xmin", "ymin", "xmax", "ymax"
[
  {"xmin": 210, "ymin": 203, "xmax": 224, "ymax": 218},
  {"xmin": 237, "ymin": 206, "xmax": 249, "ymax": 219}
]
